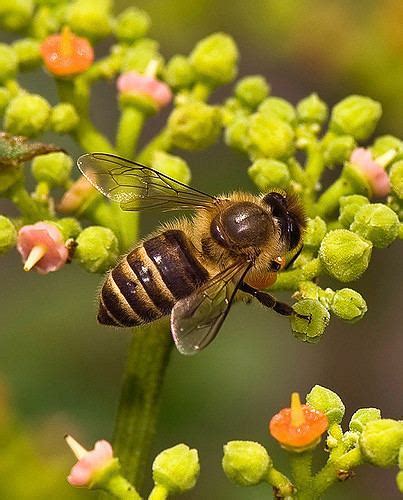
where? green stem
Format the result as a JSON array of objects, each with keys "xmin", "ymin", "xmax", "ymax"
[
  {"xmin": 304, "ymin": 141, "xmax": 325, "ymax": 190},
  {"xmin": 113, "ymin": 319, "xmax": 173, "ymax": 494},
  {"xmin": 9, "ymin": 182, "xmax": 51, "ymax": 222},
  {"xmin": 289, "ymin": 452, "xmax": 314, "ymax": 500},
  {"xmin": 148, "ymin": 484, "xmax": 168, "ymax": 500},
  {"xmin": 315, "ymin": 177, "xmax": 353, "ymax": 219},
  {"xmin": 265, "ymin": 467, "xmax": 295, "ymax": 498},
  {"xmin": 116, "ymin": 106, "xmax": 146, "ymax": 158},
  {"xmin": 137, "ymin": 129, "xmax": 172, "ymax": 164},
  {"xmin": 103, "ymin": 474, "xmax": 142, "ymax": 500},
  {"xmin": 270, "ymin": 258, "xmax": 322, "ymax": 291}
]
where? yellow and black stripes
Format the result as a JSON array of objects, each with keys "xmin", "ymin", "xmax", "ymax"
[{"xmin": 97, "ymin": 230, "xmax": 209, "ymax": 327}]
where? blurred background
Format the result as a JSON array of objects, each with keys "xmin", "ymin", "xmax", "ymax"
[{"xmin": 1, "ymin": 0, "xmax": 402, "ymax": 498}]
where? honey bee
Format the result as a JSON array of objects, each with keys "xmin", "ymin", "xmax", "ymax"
[{"xmin": 77, "ymin": 153, "xmax": 307, "ymax": 355}]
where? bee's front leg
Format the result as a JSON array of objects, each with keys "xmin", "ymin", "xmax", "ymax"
[{"xmin": 239, "ymin": 282, "xmax": 311, "ymax": 322}]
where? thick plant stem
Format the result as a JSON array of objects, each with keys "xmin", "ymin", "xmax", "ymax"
[
  {"xmin": 289, "ymin": 452, "xmax": 314, "ymax": 499},
  {"xmin": 113, "ymin": 319, "xmax": 173, "ymax": 493},
  {"xmin": 116, "ymin": 106, "xmax": 145, "ymax": 158}
]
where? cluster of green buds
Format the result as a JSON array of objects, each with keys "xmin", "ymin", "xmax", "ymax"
[
  {"xmin": 65, "ymin": 435, "xmax": 199, "ymax": 499},
  {"xmin": 222, "ymin": 385, "xmax": 403, "ymax": 498}
]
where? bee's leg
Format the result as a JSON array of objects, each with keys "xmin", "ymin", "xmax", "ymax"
[{"xmin": 239, "ymin": 282, "xmax": 311, "ymax": 321}]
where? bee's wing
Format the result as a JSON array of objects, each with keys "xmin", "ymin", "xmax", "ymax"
[
  {"xmin": 77, "ymin": 152, "xmax": 217, "ymax": 211},
  {"xmin": 170, "ymin": 261, "xmax": 252, "ymax": 355}
]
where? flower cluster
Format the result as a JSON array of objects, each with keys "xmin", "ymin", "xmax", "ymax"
[{"xmin": 222, "ymin": 385, "xmax": 403, "ymax": 498}]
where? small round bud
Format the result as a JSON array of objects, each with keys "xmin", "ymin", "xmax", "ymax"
[
  {"xmin": 0, "ymin": 87, "xmax": 11, "ymax": 115},
  {"xmin": 50, "ymin": 103, "xmax": 79, "ymax": 134},
  {"xmin": 55, "ymin": 218, "xmax": 82, "ymax": 240},
  {"xmin": 330, "ymin": 288, "xmax": 367, "ymax": 323},
  {"xmin": 258, "ymin": 97, "xmax": 296, "ymax": 125},
  {"xmin": 31, "ymin": 152, "xmax": 72, "ymax": 187},
  {"xmin": 4, "ymin": 94, "xmax": 51, "ymax": 137},
  {"xmin": 322, "ymin": 133, "xmax": 356, "ymax": 166},
  {"xmin": 163, "ymin": 55, "xmax": 196, "ymax": 90},
  {"xmin": 248, "ymin": 114, "xmax": 294, "ymax": 160},
  {"xmin": 360, "ymin": 419, "xmax": 403, "ymax": 468},
  {"xmin": 0, "ymin": 0, "xmax": 33, "ymax": 31},
  {"xmin": 329, "ymin": 95, "xmax": 382, "ymax": 141},
  {"xmin": 12, "ymin": 38, "xmax": 41, "ymax": 70},
  {"xmin": 248, "ymin": 158, "xmax": 290, "ymax": 190},
  {"xmin": 371, "ymin": 135, "xmax": 402, "ymax": 157},
  {"xmin": 297, "ymin": 93, "xmax": 328, "ymax": 124},
  {"xmin": 0, "ymin": 165, "xmax": 21, "ymax": 193},
  {"xmin": 75, "ymin": 226, "xmax": 119, "ymax": 273},
  {"xmin": 152, "ymin": 444, "xmax": 199, "ymax": 494},
  {"xmin": 235, "ymin": 76, "xmax": 270, "ymax": 109},
  {"xmin": 66, "ymin": 0, "xmax": 112, "ymax": 40},
  {"xmin": 306, "ymin": 385, "xmax": 345, "ymax": 426},
  {"xmin": 168, "ymin": 101, "xmax": 221, "ymax": 150},
  {"xmin": 0, "ymin": 44, "xmax": 18, "ymax": 83},
  {"xmin": 350, "ymin": 204, "xmax": 399, "ymax": 248},
  {"xmin": 224, "ymin": 115, "xmax": 250, "ymax": 152},
  {"xmin": 349, "ymin": 408, "xmax": 381, "ymax": 433},
  {"xmin": 121, "ymin": 39, "xmax": 163, "ymax": 74},
  {"xmin": 397, "ymin": 471, "xmax": 403, "ymax": 494},
  {"xmin": 190, "ymin": 32, "xmax": 238, "ymax": 86},
  {"xmin": 304, "ymin": 216, "xmax": 327, "ymax": 249},
  {"xmin": 152, "ymin": 151, "xmax": 191, "ymax": 184},
  {"xmin": 0, "ymin": 215, "xmax": 17, "ymax": 255},
  {"xmin": 30, "ymin": 6, "xmax": 60, "ymax": 40},
  {"xmin": 291, "ymin": 299, "xmax": 330, "ymax": 344},
  {"xmin": 113, "ymin": 7, "xmax": 151, "ymax": 43},
  {"xmin": 390, "ymin": 160, "xmax": 403, "ymax": 199},
  {"xmin": 338, "ymin": 195, "xmax": 370, "ymax": 227},
  {"xmin": 319, "ymin": 229, "xmax": 372, "ymax": 282},
  {"xmin": 222, "ymin": 441, "xmax": 271, "ymax": 486}
]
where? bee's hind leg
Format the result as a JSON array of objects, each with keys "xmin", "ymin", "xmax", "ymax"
[{"xmin": 239, "ymin": 282, "xmax": 311, "ymax": 322}]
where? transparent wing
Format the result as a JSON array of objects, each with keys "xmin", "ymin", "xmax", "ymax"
[
  {"xmin": 170, "ymin": 261, "xmax": 252, "ymax": 355},
  {"xmin": 77, "ymin": 152, "xmax": 217, "ymax": 211}
]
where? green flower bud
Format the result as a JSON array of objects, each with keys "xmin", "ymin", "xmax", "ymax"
[
  {"xmin": 152, "ymin": 151, "xmax": 191, "ymax": 184},
  {"xmin": 349, "ymin": 408, "xmax": 381, "ymax": 433},
  {"xmin": 258, "ymin": 97, "xmax": 296, "ymax": 125},
  {"xmin": 342, "ymin": 431, "xmax": 360, "ymax": 450},
  {"xmin": 152, "ymin": 444, "xmax": 199, "ymax": 494},
  {"xmin": 224, "ymin": 115, "xmax": 250, "ymax": 152},
  {"xmin": 0, "ymin": 0, "xmax": 33, "ymax": 31},
  {"xmin": 390, "ymin": 161, "xmax": 403, "ymax": 199},
  {"xmin": 0, "ymin": 215, "xmax": 17, "ymax": 255},
  {"xmin": 0, "ymin": 87, "xmax": 11, "ymax": 115},
  {"xmin": 248, "ymin": 158, "xmax": 290, "ymax": 190},
  {"xmin": 321, "ymin": 133, "xmax": 356, "ymax": 166},
  {"xmin": 338, "ymin": 195, "xmax": 370, "ymax": 227},
  {"xmin": 0, "ymin": 165, "xmax": 22, "ymax": 193},
  {"xmin": 66, "ymin": 0, "xmax": 112, "ymax": 40},
  {"xmin": 4, "ymin": 94, "xmax": 51, "ymax": 137},
  {"xmin": 319, "ymin": 229, "xmax": 372, "ymax": 282},
  {"xmin": 31, "ymin": 152, "xmax": 72, "ymax": 187},
  {"xmin": 371, "ymin": 135, "xmax": 403, "ymax": 157},
  {"xmin": 55, "ymin": 217, "xmax": 82, "ymax": 240},
  {"xmin": 297, "ymin": 93, "xmax": 328, "ymax": 124},
  {"xmin": 330, "ymin": 288, "xmax": 367, "ymax": 323},
  {"xmin": 248, "ymin": 114, "xmax": 294, "ymax": 160},
  {"xmin": 222, "ymin": 96, "xmax": 250, "ymax": 125},
  {"xmin": 397, "ymin": 470, "xmax": 403, "ymax": 494},
  {"xmin": 113, "ymin": 7, "xmax": 151, "ymax": 43},
  {"xmin": 50, "ymin": 103, "xmax": 79, "ymax": 134},
  {"xmin": 291, "ymin": 299, "xmax": 330, "ymax": 344},
  {"xmin": 222, "ymin": 441, "xmax": 271, "ymax": 486},
  {"xmin": 164, "ymin": 55, "xmax": 196, "ymax": 90},
  {"xmin": 360, "ymin": 419, "xmax": 403, "ymax": 468},
  {"xmin": 121, "ymin": 38, "xmax": 163, "ymax": 74},
  {"xmin": 350, "ymin": 204, "xmax": 399, "ymax": 248},
  {"xmin": 190, "ymin": 32, "xmax": 238, "ymax": 86},
  {"xmin": 306, "ymin": 385, "xmax": 345, "ymax": 426},
  {"xmin": 329, "ymin": 95, "xmax": 382, "ymax": 142},
  {"xmin": 75, "ymin": 226, "xmax": 119, "ymax": 273},
  {"xmin": 30, "ymin": 5, "xmax": 60, "ymax": 40},
  {"xmin": 0, "ymin": 44, "xmax": 18, "ymax": 83},
  {"xmin": 399, "ymin": 446, "xmax": 403, "ymax": 469},
  {"xmin": 235, "ymin": 76, "xmax": 270, "ymax": 109},
  {"xmin": 168, "ymin": 101, "xmax": 221, "ymax": 150},
  {"xmin": 12, "ymin": 38, "xmax": 41, "ymax": 70},
  {"xmin": 304, "ymin": 216, "xmax": 327, "ymax": 248}
]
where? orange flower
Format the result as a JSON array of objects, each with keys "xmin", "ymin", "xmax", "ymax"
[
  {"xmin": 269, "ymin": 393, "xmax": 328, "ymax": 451},
  {"xmin": 40, "ymin": 26, "xmax": 94, "ymax": 77}
]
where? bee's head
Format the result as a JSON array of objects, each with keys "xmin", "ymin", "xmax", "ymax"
[{"xmin": 262, "ymin": 191, "xmax": 306, "ymax": 250}]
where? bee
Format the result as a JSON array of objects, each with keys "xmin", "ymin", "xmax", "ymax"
[{"xmin": 77, "ymin": 152, "xmax": 307, "ymax": 355}]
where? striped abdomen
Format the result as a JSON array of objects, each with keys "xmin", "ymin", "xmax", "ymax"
[{"xmin": 98, "ymin": 229, "xmax": 209, "ymax": 327}]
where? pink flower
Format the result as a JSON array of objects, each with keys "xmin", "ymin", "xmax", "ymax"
[
  {"xmin": 66, "ymin": 436, "xmax": 114, "ymax": 487},
  {"xmin": 17, "ymin": 222, "xmax": 68, "ymax": 274},
  {"xmin": 117, "ymin": 71, "xmax": 172, "ymax": 109},
  {"xmin": 350, "ymin": 147, "xmax": 390, "ymax": 197}
]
